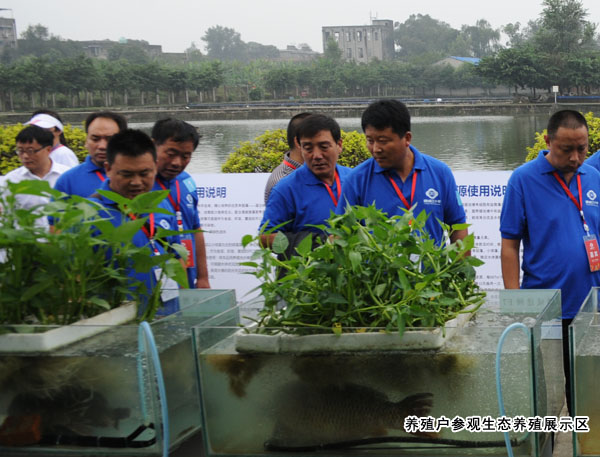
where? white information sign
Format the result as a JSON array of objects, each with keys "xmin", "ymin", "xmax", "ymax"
[{"xmin": 192, "ymin": 171, "xmax": 512, "ymax": 302}]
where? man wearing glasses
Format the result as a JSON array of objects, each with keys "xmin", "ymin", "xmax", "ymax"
[{"xmin": 0, "ymin": 125, "xmax": 69, "ymax": 225}]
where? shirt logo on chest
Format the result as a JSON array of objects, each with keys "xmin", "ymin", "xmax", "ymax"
[
  {"xmin": 186, "ymin": 194, "xmax": 194, "ymax": 207},
  {"xmin": 159, "ymin": 219, "xmax": 171, "ymax": 230},
  {"xmin": 586, "ymin": 189, "xmax": 598, "ymax": 207},
  {"xmin": 424, "ymin": 187, "xmax": 441, "ymax": 206}
]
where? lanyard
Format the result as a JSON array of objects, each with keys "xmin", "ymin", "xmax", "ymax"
[
  {"xmin": 323, "ymin": 170, "xmax": 341, "ymax": 206},
  {"xmin": 283, "ymin": 160, "xmax": 297, "ymax": 170},
  {"xmin": 130, "ymin": 213, "xmax": 158, "ymax": 253},
  {"xmin": 553, "ymin": 172, "xmax": 589, "ymax": 233},
  {"xmin": 95, "ymin": 170, "xmax": 106, "ymax": 182},
  {"xmin": 388, "ymin": 170, "xmax": 418, "ymax": 210},
  {"xmin": 157, "ymin": 178, "xmax": 184, "ymax": 231}
]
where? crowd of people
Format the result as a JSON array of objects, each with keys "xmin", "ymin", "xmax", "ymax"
[{"xmin": 2, "ymin": 101, "xmax": 600, "ymax": 414}]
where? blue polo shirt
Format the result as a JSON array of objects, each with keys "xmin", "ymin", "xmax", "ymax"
[
  {"xmin": 260, "ymin": 164, "xmax": 351, "ymax": 233},
  {"xmin": 152, "ymin": 172, "xmax": 201, "ymax": 287},
  {"xmin": 54, "ymin": 156, "xmax": 106, "ymax": 197},
  {"xmin": 335, "ymin": 145, "xmax": 465, "ymax": 245},
  {"xmin": 585, "ymin": 150, "xmax": 600, "ymax": 172},
  {"xmin": 89, "ymin": 180, "xmax": 181, "ymax": 316},
  {"xmin": 500, "ymin": 150, "xmax": 600, "ymax": 318}
]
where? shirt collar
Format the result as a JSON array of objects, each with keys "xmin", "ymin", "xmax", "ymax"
[
  {"xmin": 94, "ymin": 179, "xmax": 118, "ymax": 206},
  {"xmin": 301, "ymin": 164, "xmax": 340, "ymax": 187},
  {"xmin": 18, "ymin": 159, "xmax": 62, "ymax": 180},
  {"xmin": 537, "ymin": 149, "xmax": 586, "ymax": 176},
  {"xmin": 156, "ymin": 174, "xmax": 175, "ymax": 187},
  {"xmin": 373, "ymin": 144, "xmax": 427, "ymax": 175},
  {"xmin": 84, "ymin": 155, "xmax": 104, "ymax": 172},
  {"xmin": 283, "ymin": 151, "xmax": 303, "ymax": 169}
]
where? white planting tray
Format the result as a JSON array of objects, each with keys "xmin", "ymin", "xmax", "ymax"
[
  {"xmin": 235, "ymin": 308, "xmax": 475, "ymax": 353},
  {"xmin": 0, "ymin": 303, "xmax": 137, "ymax": 353}
]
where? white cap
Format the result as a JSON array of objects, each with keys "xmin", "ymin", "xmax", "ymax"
[{"xmin": 25, "ymin": 113, "xmax": 64, "ymax": 132}]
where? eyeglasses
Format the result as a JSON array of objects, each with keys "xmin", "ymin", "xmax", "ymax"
[{"xmin": 15, "ymin": 146, "xmax": 45, "ymax": 156}]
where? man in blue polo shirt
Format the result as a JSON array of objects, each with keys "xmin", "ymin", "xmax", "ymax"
[
  {"xmin": 584, "ymin": 149, "xmax": 600, "ymax": 171},
  {"xmin": 54, "ymin": 111, "xmax": 127, "ymax": 197},
  {"xmin": 151, "ymin": 118, "xmax": 210, "ymax": 289},
  {"xmin": 500, "ymin": 109, "xmax": 600, "ymax": 413},
  {"xmin": 88, "ymin": 129, "xmax": 182, "ymax": 316},
  {"xmin": 336, "ymin": 99, "xmax": 466, "ymax": 246},
  {"xmin": 260, "ymin": 114, "xmax": 351, "ymax": 248}
]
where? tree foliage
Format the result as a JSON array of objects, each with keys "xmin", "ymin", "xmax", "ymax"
[{"xmin": 221, "ymin": 129, "xmax": 370, "ymax": 173}]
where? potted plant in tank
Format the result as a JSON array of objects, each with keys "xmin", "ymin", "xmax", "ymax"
[
  {"xmin": 238, "ymin": 204, "xmax": 486, "ymax": 352},
  {"xmin": 0, "ymin": 180, "xmax": 190, "ymax": 352}
]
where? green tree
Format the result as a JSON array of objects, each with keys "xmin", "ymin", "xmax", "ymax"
[
  {"xmin": 323, "ymin": 38, "xmax": 342, "ymax": 62},
  {"xmin": 264, "ymin": 66, "xmax": 296, "ymax": 99},
  {"xmin": 107, "ymin": 43, "xmax": 150, "ymax": 64},
  {"xmin": 202, "ymin": 25, "xmax": 246, "ymax": 61},
  {"xmin": 534, "ymin": 0, "xmax": 597, "ymax": 54},
  {"xmin": 394, "ymin": 15, "xmax": 459, "ymax": 60},
  {"xmin": 460, "ymin": 19, "xmax": 501, "ymax": 58}
]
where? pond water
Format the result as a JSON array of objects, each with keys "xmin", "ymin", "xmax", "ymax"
[{"xmin": 131, "ymin": 114, "xmax": 550, "ymax": 174}]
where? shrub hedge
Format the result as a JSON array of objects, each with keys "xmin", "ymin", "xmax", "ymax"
[{"xmin": 221, "ymin": 128, "xmax": 371, "ymax": 173}]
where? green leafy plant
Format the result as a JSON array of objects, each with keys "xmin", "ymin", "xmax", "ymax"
[
  {"xmin": 241, "ymin": 205, "xmax": 485, "ymax": 336},
  {"xmin": 525, "ymin": 111, "xmax": 600, "ymax": 162},
  {"xmin": 0, "ymin": 180, "xmax": 189, "ymax": 328},
  {"xmin": 221, "ymin": 128, "xmax": 371, "ymax": 173}
]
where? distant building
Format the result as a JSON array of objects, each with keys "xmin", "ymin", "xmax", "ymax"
[
  {"xmin": 277, "ymin": 44, "xmax": 319, "ymax": 62},
  {"xmin": 434, "ymin": 56, "xmax": 481, "ymax": 68},
  {"xmin": 79, "ymin": 39, "xmax": 162, "ymax": 60},
  {"xmin": 0, "ymin": 16, "xmax": 17, "ymax": 50},
  {"xmin": 322, "ymin": 19, "xmax": 394, "ymax": 63}
]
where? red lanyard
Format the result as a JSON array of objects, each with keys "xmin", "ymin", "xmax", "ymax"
[
  {"xmin": 323, "ymin": 170, "xmax": 341, "ymax": 206},
  {"xmin": 283, "ymin": 160, "xmax": 297, "ymax": 170},
  {"xmin": 553, "ymin": 172, "xmax": 589, "ymax": 233},
  {"xmin": 130, "ymin": 213, "xmax": 158, "ymax": 252},
  {"xmin": 156, "ymin": 178, "xmax": 184, "ymax": 232},
  {"xmin": 95, "ymin": 170, "xmax": 106, "ymax": 182},
  {"xmin": 388, "ymin": 171, "xmax": 418, "ymax": 209}
]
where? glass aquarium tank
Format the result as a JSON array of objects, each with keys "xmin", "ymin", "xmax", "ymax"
[
  {"xmin": 193, "ymin": 289, "xmax": 564, "ymax": 457},
  {"xmin": 571, "ymin": 287, "xmax": 600, "ymax": 456},
  {"xmin": 0, "ymin": 289, "xmax": 236, "ymax": 456}
]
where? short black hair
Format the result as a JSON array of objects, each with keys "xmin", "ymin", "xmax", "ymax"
[
  {"xmin": 547, "ymin": 110, "xmax": 588, "ymax": 140},
  {"xmin": 151, "ymin": 118, "xmax": 201, "ymax": 149},
  {"xmin": 85, "ymin": 111, "xmax": 128, "ymax": 133},
  {"xmin": 361, "ymin": 99, "xmax": 411, "ymax": 138},
  {"xmin": 16, "ymin": 125, "xmax": 54, "ymax": 148},
  {"xmin": 287, "ymin": 112, "xmax": 312, "ymax": 149},
  {"xmin": 106, "ymin": 129, "xmax": 156, "ymax": 165},
  {"xmin": 295, "ymin": 114, "xmax": 341, "ymax": 144}
]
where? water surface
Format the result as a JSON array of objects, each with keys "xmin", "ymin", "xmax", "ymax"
[{"xmin": 131, "ymin": 114, "xmax": 548, "ymax": 174}]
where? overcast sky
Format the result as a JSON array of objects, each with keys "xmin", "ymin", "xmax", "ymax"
[{"xmin": 2, "ymin": 0, "xmax": 600, "ymax": 53}]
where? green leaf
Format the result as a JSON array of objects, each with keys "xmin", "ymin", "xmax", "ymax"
[
  {"xmin": 88, "ymin": 296, "xmax": 110, "ymax": 310},
  {"xmin": 272, "ymin": 232, "xmax": 289, "ymax": 254},
  {"xmin": 295, "ymin": 233, "xmax": 313, "ymax": 257},
  {"xmin": 20, "ymin": 281, "xmax": 53, "ymax": 301},
  {"xmin": 349, "ymin": 251, "xmax": 362, "ymax": 271}
]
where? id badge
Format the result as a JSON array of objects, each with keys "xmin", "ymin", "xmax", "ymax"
[
  {"xmin": 154, "ymin": 267, "xmax": 180, "ymax": 302},
  {"xmin": 182, "ymin": 237, "xmax": 195, "ymax": 268},
  {"xmin": 584, "ymin": 235, "xmax": 600, "ymax": 272}
]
